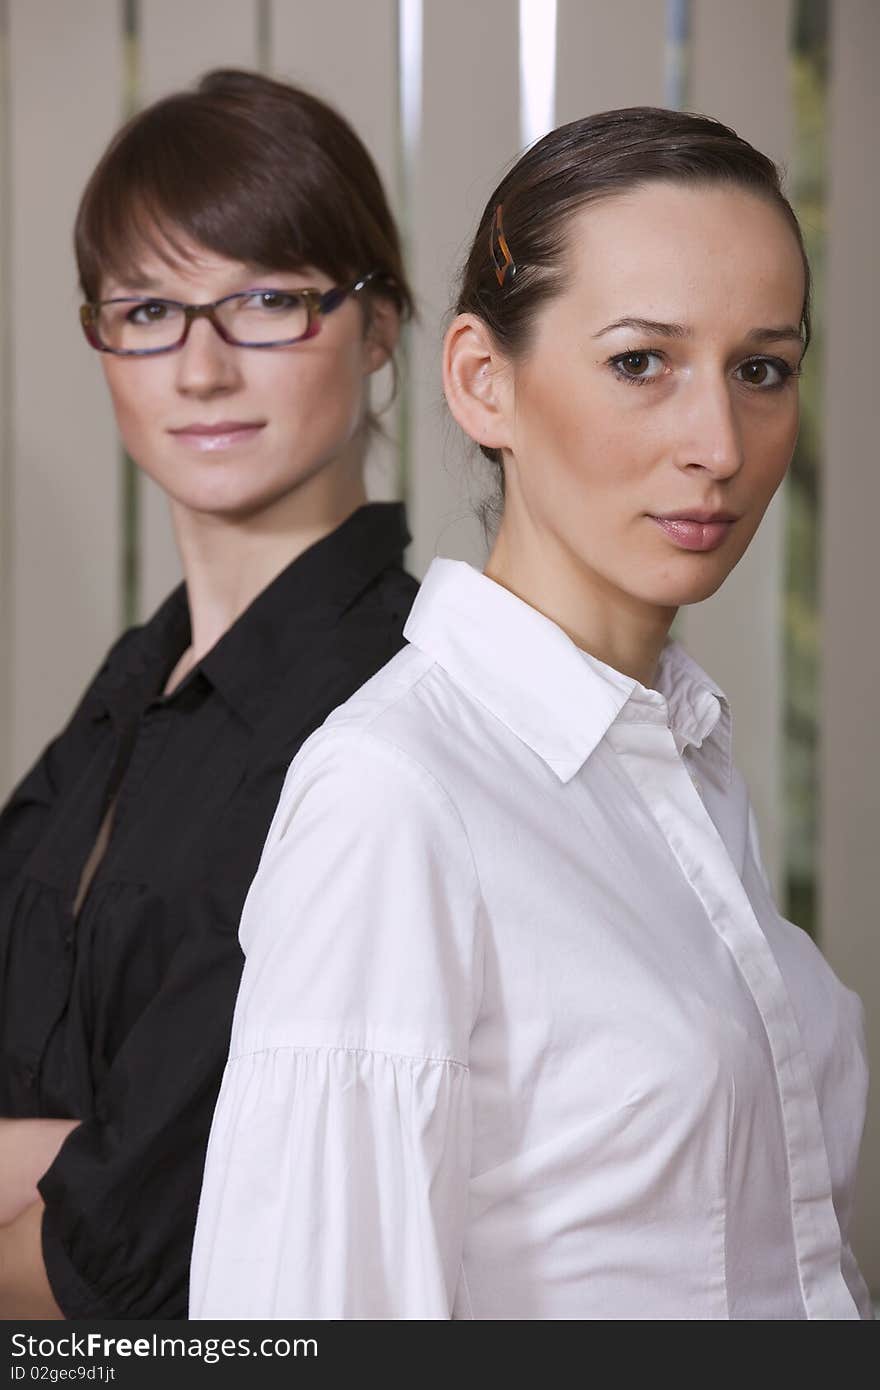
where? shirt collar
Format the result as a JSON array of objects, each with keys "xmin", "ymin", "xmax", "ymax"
[
  {"xmin": 195, "ymin": 501, "xmax": 411, "ymax": 727},
  {"xmin": 93, "ymin": 502, "xmax": 411, "ymax": 729},
  {"xmin": 87, "ymin": 584, "xmax": 191, "ymax": 726},
  {"xmin": 403, "ymin": 558, "xmax": 733, "ymax": 786}
]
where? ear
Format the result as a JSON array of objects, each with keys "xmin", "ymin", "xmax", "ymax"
[
  {"xmin": 362, "ymin": 295, "xmax": 401, "ymax": 375},
  {"xmin": 443, "ymin": 312, "xmax": 513, "ymax": 453}
]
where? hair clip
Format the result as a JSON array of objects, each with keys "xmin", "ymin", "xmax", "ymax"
[{"xmin": 489, "ymin": 203, "xmax": 516, "ymax": 287}]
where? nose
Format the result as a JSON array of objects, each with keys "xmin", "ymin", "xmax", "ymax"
[
  {"xmin": 173, "ymin": 316, "xmax": 243, "ymax": 398},
  {"xmin": 674, "ymin": 373, "xmax": 745, "ymax": 481}
]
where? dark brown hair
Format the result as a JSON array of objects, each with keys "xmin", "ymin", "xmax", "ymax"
[
  {"xmin": 455, "ymin": 106, "xmax": 811, "ymax": 470},
  {"xmin": 75, "ymin": 66, "xmax": 413, "ymax": 340}
]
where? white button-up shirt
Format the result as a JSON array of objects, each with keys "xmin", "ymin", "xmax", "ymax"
[{"xmin": 191, "ymin": 558, "xmax": 871, "ymax": 1320}]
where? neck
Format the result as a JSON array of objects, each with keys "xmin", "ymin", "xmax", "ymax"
[
  {"xmin": 170, "ymin": 454, "xmax": 368, "ymax": 669},
  {"xmin": 485, "ymin": 510, "xmax": 675, "ymax": 690}
]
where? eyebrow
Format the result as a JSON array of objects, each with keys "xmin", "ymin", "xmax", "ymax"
[{"xmin": 592, "ymin": 316, "xmax": 804, "ymax": 345}]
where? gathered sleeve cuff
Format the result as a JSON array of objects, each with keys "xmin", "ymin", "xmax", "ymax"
[
  {"xmin": 190, "ymin": 725, "xmax": 485, "ymax": 1319},
  {"xmin": 191, "ymin": 1043, "xmax": 471, "ymax": 1318}
]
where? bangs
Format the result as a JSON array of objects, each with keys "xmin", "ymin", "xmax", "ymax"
[
  {"xmin": 79, "ymin": 176, "xmax": 316, "ymax": 298},
  {"xmin": 75, "ymin": 85, "xmax": 400, "ymax": 305}
]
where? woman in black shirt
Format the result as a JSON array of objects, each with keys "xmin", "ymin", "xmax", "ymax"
[{"xmin": 0, "ymin": 68, "xmax": 417, "ymax": 1318}]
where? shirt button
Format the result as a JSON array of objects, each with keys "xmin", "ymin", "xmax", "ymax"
[{"xmin": 23, "ymin": 1066, "xmax": 36, "ymax": 1088}]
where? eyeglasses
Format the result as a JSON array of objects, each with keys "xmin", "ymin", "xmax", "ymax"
[{"xmin": 80, "ymin": 270, "xmax": 389, "ymax": 356}]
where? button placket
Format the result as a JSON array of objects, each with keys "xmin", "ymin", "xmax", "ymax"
[
  {"xmin": 683, "ymin": 748, "xmax": 705, "ymax": 801},
  {"xmin": 605, "ymin": 717, "xmax": 859, "ymax": 1319},
  {"xmin": 622, "ymin": 693, "xmax": 708, "ymax": 808}
]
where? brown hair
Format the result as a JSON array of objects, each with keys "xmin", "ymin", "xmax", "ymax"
[
  {"xmin": 455, "ymin": 106, "xmax": 811, "ymax": 471},
  {"xmin": 75, "ymin": 68, "xmax": 414, "ymax": 422}
]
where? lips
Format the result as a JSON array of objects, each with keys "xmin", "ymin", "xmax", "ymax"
[
  {"xmin": 650, "ymin": 514, "xmax": 736, "ymax": 552},
  {"xmin": 169, "ymin": 421, "xmax": 266, "ymax": 452},
  {"xmin": 654, "ymin": 509, "xmax": 738, "ymax": 524},
  {"xmin": 170, "ymin": 421, "xmax": 265, "ymax": 435}
]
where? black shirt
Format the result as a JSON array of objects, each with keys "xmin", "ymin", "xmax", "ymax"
[{"xmin": 0, "ymin": 502, "xmax": 418, "ymax": 1318}]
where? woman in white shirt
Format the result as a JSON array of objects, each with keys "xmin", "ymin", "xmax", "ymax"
[{"xmin": 190, "ymin": 107, "xmax": 872, "ymax": 1319}]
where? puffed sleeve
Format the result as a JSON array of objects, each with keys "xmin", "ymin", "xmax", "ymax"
[
  {"xmin": 36, "ymin": 753, "xmax": 300, "ymax": 1319},
  {"xmin": 190, "ymin": 726, "xmax": 484, "ymax": 1320}
]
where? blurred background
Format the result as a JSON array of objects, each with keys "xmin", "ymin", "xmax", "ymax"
[{"xmin": 0, "ymin": 0, "xmax": 877, "ymax": 1297}]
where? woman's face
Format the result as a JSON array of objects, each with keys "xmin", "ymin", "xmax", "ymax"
[
  {"xmin": 496, "ymin": 182, "xmax": 805, "ymax": 608},
  {"xmin": 96, "ymin": 237, "xmax": 394, "ymax": 519}
]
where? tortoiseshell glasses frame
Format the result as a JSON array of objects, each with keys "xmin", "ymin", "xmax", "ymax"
[{"xmin": 79, "ymin": 270, "xmax": 392, "ymax": 356}]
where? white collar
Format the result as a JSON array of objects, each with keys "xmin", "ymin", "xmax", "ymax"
[{"xmin": 403, "ymin": 558, "xmax": 733, "ymax": 787}]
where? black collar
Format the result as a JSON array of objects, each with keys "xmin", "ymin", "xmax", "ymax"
[{"xmin": 91, "ymin": 502, "xmax": 411, "ymax": 730}]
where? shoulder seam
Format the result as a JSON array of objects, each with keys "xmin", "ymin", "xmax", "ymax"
[
  {"xmin": 296, "ymin": 684, "xmax": 489, "ymax": 1032},
  {"xmin": 311, "ymin": 696, "xmax": 489, "ymax": 923}
]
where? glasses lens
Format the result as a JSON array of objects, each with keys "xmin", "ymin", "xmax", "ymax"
[
  {"xmin": 96, "ymin": 300, "xmax": 185, "ymax": 352},
  {"xmin": 216, "ymin": 291, "xmax": 310, "ymax": 345}
]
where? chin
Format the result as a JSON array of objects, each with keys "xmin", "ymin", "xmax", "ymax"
[
  {"xmin": 633, "ymin": 555, "xmax": 735, "ymax": 609},
  {"xmin": 661, "ymin": 570, "xmax": 732, "ymax": 607},
  {"xmin": 176, "ymin": 485, "xmax": 295, "ymax": 522},
  {"xmin": 146, "ymin": 459, "xmax": 313, "ymax": 521}
]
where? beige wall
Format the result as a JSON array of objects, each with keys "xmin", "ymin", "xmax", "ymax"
[{"xmin": 0, "ymin": 0, "xmax": 876, "ymax": 1296}]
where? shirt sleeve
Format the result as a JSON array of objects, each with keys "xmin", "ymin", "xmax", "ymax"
[
  {"xmin": 190, "ymin": 726, "xmax": 484, "ymax": 1320},
  {"xmin": 36, "ymin": 756, "xmax": 295, "ymax": 1320}
]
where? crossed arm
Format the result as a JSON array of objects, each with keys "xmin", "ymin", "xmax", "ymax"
[{"xmin": 0, "ymin": 1118, "xmax": 77, "ymax": 1317}]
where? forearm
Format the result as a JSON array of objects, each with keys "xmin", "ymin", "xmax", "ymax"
[
  {"xmin": 0, "ymin": 1119, "xmax": 80, "ymax": 1225},
  {"xmin": 0, "ymin": 1201, "xmax": 63, "ymax": 1318}
]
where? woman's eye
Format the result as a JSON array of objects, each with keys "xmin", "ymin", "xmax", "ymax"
[
  {"xmin": 245, "ymin": 291, "xmax": 299, "ymax": 312},
  {"xmin": 608, "ymin": 351, "xmax": 800, "ymax": 391},
  {"xmin": 127, "ymin": 301, "xmax": 169, "ymax": 325},
  {"xmin": 609, "ymin": 350, "xmax": 665, "ymax": 384},
  {"xmin": 736, "ymin": 358, "xmax": 794, "ymax": 388}
]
